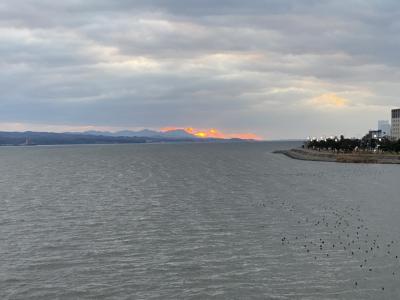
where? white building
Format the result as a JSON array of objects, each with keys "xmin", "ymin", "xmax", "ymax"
[
  {"xmin": 378, "ymin": 120, "xmax": 391, "ymax": 137},
  {"xmin": 391, "ymin": 109, "xmax": 400, "ymax": 140}
]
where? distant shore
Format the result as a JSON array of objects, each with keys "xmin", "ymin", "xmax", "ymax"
[
  {"xmin": 274, "ymin": 148, "xmax": 400, "ymax": 164},
  {"xmin": 0, "ymin": 131, "xmax": 260, "ymax": 147}
]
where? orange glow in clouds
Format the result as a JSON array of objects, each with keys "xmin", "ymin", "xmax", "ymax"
[{"xmin": 160, "ymin": 127, "xmax": 262, "ymax": 140}]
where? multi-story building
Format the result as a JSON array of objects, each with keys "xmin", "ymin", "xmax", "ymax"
[
  {"xmin": 378, "ymin": 120, "xmax": 391, "ymax": 137},
  {"xmin": 368, "ymin": 130, "xmax": 384, "ymax": 139},
  {"xmin": 391, "ymin": 109, "xmax": 400, "ymax": 140}
]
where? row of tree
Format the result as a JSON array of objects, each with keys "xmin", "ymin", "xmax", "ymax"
[{"xmin": 305, "ymin": 135, "xmax": 400, "ymax": 153}]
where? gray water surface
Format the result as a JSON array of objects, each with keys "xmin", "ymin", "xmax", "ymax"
[{"xmin": 1, "ymin": 142, "xmax": 400, "ymax": 299}]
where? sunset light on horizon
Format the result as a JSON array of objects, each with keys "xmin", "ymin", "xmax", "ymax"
[{"xmin": 160, "ymin": 127, "xmax": 262, "ymax": 140}]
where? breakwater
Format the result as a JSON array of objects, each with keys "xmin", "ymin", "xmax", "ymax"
[{"xmin": 274, "ymin": 148, "xmax": 400, "ymax": 164}]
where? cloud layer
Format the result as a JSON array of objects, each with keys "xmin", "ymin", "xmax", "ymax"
[{"xmin": 1, "ymin": 0, "xmax": 399, "ymax": 138}]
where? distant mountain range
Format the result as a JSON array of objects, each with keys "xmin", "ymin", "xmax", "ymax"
[
  {"xmin": 0, "ymin": 129, "xmax": 257, "ymax": 146},
  {"xmin": 82, "ymin": 129, "xmax": 196, "ymax": 139}
]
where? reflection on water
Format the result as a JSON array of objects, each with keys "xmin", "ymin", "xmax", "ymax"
[{"xmin": 1, "ymin": 142, "xmax": 400, "ymax": 299}]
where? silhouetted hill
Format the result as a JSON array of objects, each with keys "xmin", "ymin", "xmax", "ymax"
[
  {"xmin": 0, "ymin": 132, "xmax": 149, "ymax": 146},
  {"xmin": 83, "ymin": 129, "xmax": 161, "ymax": 137},
  {"xmin": 82, "ymin": 129, "xmax": 196, "ymax": 138},
  {"xmin": 0, "ymin": 131, "xmax": 257, "ymax": 146}
]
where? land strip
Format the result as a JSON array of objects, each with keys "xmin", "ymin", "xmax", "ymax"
[{"xmin": 274, "ymin": 148, "xmax": 400, "ymax": 164}]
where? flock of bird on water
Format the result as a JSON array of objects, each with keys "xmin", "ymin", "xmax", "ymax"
[{"xmin": 274, "ymin": 200, "xmax": 399, "ymax": 294}]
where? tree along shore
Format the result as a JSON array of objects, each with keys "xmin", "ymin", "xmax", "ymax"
[
  {"xmin": 306, "ymin": 135, "xmax": 400, "ymax": 153},
  {"xmin": 274, "ymin": 134, "xmax": 400, "ymax": 164}
]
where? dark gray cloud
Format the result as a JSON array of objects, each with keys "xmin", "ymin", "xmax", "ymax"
[{"xmin": 0, "ymin": 0, "xmax": 398, "ymax": 138}]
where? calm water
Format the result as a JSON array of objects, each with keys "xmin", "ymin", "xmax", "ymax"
[{"xmin": 1, "ymin": 142, "xmax": 400, "ymax": 299}]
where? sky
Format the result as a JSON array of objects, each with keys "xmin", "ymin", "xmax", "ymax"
[{"xmin": 1, "ymin": 0, "xmax": 399, "ymax": 139}]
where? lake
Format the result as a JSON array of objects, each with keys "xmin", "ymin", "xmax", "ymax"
[{"xmin": 1, "ymin": 142, "xmax": 400, "ymax": 299}]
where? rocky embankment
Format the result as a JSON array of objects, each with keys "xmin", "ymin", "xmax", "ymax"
[{"xmin": 274, "ymin": 148, "xmax": 400, "ymax": 164}]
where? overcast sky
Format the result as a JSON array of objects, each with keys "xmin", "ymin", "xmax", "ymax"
[{"xmin": 1, "ymin": 0, "xmax": 399, "ymax": 139}]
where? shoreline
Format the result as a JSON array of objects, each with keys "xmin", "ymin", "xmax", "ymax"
[{"xmin": 274, "ymin": 148, "xmax": 400, "ymax": 164}]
